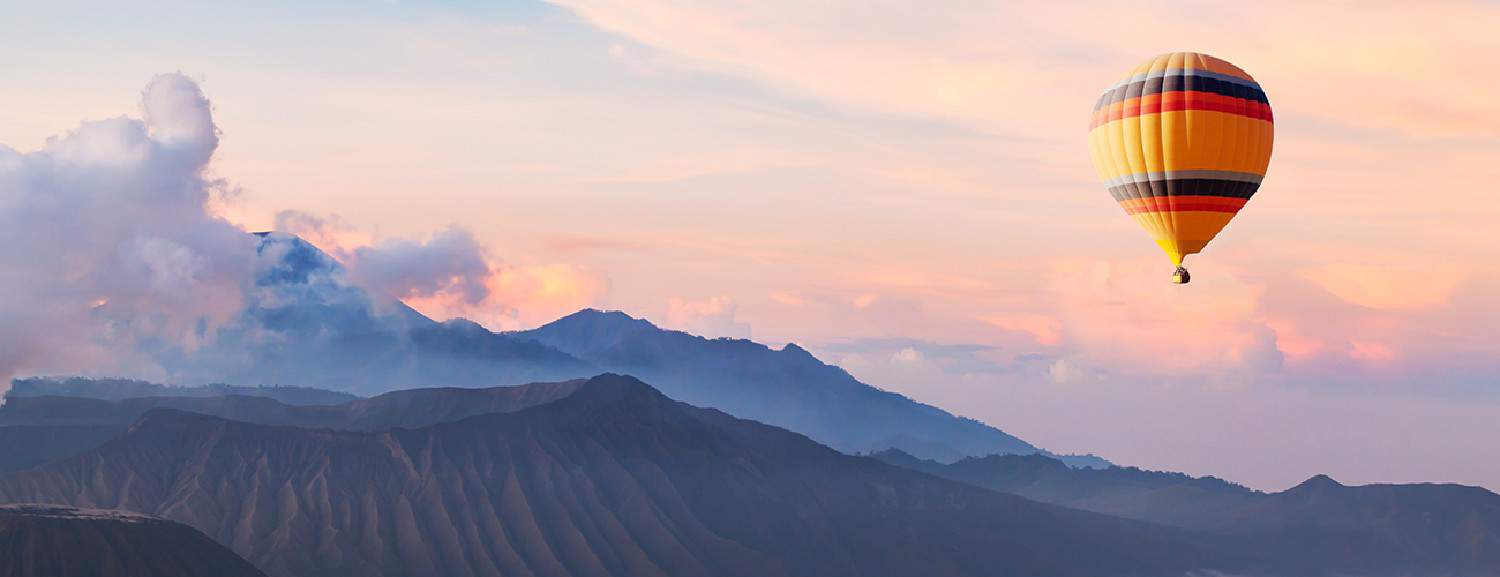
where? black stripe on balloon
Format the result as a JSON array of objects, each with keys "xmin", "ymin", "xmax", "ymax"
[
  {"xmin": 1095, "ymin": 74, "xmax": 1269, "ymax": 110},
  {"xmin": 1107, "ymin": 179, "xmax": 1261, "ymax": 202}
]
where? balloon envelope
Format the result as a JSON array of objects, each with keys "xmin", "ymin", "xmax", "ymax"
[{"xmin": 1087, "ymin": 52, "xmax": 1273, "ymax": 267}]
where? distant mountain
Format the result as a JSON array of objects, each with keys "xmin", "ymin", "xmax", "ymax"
[
  {"xmin": 153, "ymin": 232, "xmax": 586, "ymax": 393},
  {"xmin": 129, "ymin": 232, "xmax": 1106, "ymax": 466},
  {"xmin": 0, "ymin": 426, "xmax": 121, "ymax": 474},
  {"xmin": 0, "ymin": 380, "xmax": 585, "ymax": 431},
  {"xmin": 0, "ymin": 380, "xmax": 587, "ymax": 471},
  {"xmin": 872, "ymin": 449, "xmax": 1500, "ymax": 576},
  {"xmin": 1214, "ymin": 474, "xmax": 1500, "ymax": 576},
  {"xmin": 870, "ymin": 449, "xmax": 1262, "ymax": 527},
  {"xmin": 513, "ymin": 309, "xmax": 1108, "ymax": 466},
  {"xmin": 0, "ymin": 504, "xmax": 265, "ymax": 577},
  {"xmin": 0, "ymin": 374, "xmax": 1234, "ymax": 577},
  {"xmin": 10, "ymin": 376, "xmax": 357, "ymax": 405}
]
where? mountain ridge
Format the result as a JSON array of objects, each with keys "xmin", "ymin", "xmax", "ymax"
[
  {"xmin": 0, "ymin": 374, "xmax": 1233, "ymax": 577},
  {"xmin": 514, "ymin": 308, "xmax": 1108, "ymax": 467},
  {"xmin": 871, "ymin": 448, "xmax": 1500, "ymax": 576}
]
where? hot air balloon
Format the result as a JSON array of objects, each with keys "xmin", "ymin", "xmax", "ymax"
[{"xmin": 1087, "ymin": 52, "xmax": 1273, "ymax": 284}]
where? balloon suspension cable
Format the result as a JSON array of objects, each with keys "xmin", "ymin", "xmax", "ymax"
[{"xmin": 1171, "ymin": 266, "xmax": 1191, "ymax": 285}]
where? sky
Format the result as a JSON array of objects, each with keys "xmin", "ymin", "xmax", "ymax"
[{"xmin": 2, "ymin": 0, "xmax": 1497, "ymax": 491}]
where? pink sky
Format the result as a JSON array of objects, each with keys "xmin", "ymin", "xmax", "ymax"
[{"xmin": 2, "ymin": 0, "xmax": 1497, "ymax": 490}]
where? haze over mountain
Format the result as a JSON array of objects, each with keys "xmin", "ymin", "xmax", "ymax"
[
  {"xmin": 0, "ymin": 505, "xmax": 266, "ymax": 577},
  {"xmin": 10, "ymin": 376, "xmax": 357, "ymax": 405},
  {"xmin": 131, "ymin": 232, "xmax": 1105, "ymax": 466},
  {"xmin": 514, "ymin": 309, "xmax": 1106, "ymax": 466},
  {"xmin": 0, "ymin": 375, "xmax": 1227, "ymax": 577},
  {"xmin": 152, "ymin": 232, "xmax": 587, "ymax": 392},
  {"xmin": 874, "ymin": 449, "xmax": 1500, "ymax": 576},
  {"xmin": 0, "ymin": 379, "xmax": 585, "ymax": 472}
]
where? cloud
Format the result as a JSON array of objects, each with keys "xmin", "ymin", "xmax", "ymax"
[
  {"xmin": 1045, "ymin": 259, "xmax": 1284, "ymax": 380},
  {"xmin": 819, "ymin": 338, "xmax": 1013, "ymax": 377},
  {"xmin": 665, "ymin": 296, "xmax": 751, "ymax": 339},
  {"xmin": 348, "ymin": 226, "xmax": 494, "ymax": 307},
  {"xmin": 981, "ymin": 314, "xmax": 1062, "ymax": 346},
  {"xmin": 553, "ymin": 0, "xmax": 1500, "ymax": 141},
  {"xmin": 1301, "ymin": 263, "xmax": 1467, "ymax": 310},
  {"xmin": 0, "ymin": 74, "xmax": 256, "ymax": 400},
  {"xmin": 768, "ymin": 291, "xmax": 806, "ymax": 306},
  {"xmin": 267, "ymin": 210, "xmax": 610, "ymax": 331},
  {"xmin": 271, "ymin": 210, "xmax": 372, "ymax": 256}
]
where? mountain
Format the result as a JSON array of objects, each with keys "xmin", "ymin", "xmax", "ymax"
[
  {"xmin": 870, "ymin": 449, "xmax": 1261, "ymax": 528},
  {"xmin": 872, "ymin": 449, "xmax": 1500, "ymax": 576},
  {"xmin": 0, "ymin": 504, "xmax": 266, "ymax": 577},
  {"xmin": 0, "ymin": 374, "xmax": 1236, "ymax": 577},
  {"xmin": 10, "ymin": 376, "xmax": 357, "ymax": 405},
  {"xmin": 0, "ymin": 425, "xmax": 121, "ymax": 474},
  {"xmin": 0, "ymin": 380, "xmax": 587, "ymax": 472},
  {"xmin": 1215, "ymin": 474, "xmax": 1500, "ymax": 576},
  {"xmin": 127, "ymin": 232, "xmax": 1104, "ymax": 466},
  {"xmin": 152, "ymin": 232, "xmax": 587, "ymax": 393},
  {"xmin": 0, "ymin": 380, "xmax": 584, "ymax": 431},
  {"xmin": 513, "ymin": 309, "xmax": 1108, "ymax": 466}
]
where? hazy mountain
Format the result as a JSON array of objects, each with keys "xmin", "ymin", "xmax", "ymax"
[
  {"xmin": 0, "ymin": 381, "xmax": 583, "ymax": 431},
  {"xmin": 0, "ymin": 426, "xmax": 121, "ymax": 474},
  {"xmin": 0, "ymin": 380, "xmax": 588, "ymax": 471},
  {"xmin": 873, "ymin": 449, "xmax": 1500, "ymax": 576},
  {"xmin": 153, "ymin": 232, "xmax": 586, "ymax": 393},
  {"xmin": 870, "ymin": 449, "xmax": 1261, "ymax": 527},
  {"xmin": 513, "ymin": 309, "xmax": 1108, "ymax": 466},
  {"xmin": 0, "ymin": 504, "xmax": 266, "ymax": 577},
  {"xmin": 124, "ymin": 232, "xmax": 1105, "ymax": 466},
  {"xmin": 10, "ymin": 376, "xmax": 357, "ymax": 405},
  {"xmin": 0, "ymin": 374, "xmax": 1233, "ymax": 577},
  {"xmin": 1215, "ymin": 474, "xmax": 1500, "ymax": 576}
]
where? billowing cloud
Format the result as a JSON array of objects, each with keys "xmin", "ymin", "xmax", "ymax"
[
  {"xmin": 348, "ymin": 226, "xmax": 495, "ymax": 307},
  {"xmin": 0, "ymin": 74, "xmax": 256, "ymax": 400},
  {"xmin": 272, "ymin": 211, "xmax": 611, "ymax": 331},
  {"xmin": 275, "ymin": 206, "xmax": 613, "ymax": 330}
]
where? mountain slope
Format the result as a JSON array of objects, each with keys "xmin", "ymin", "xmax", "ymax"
[
  {"xmin": 137, "ymin": 233, "xmax": 1098, "ymax": 465},
  {"xmin": 514, "ymin": 309, "xmax": 1105, "ymax": 466},
  {"xmin": 0, "ymin": 504, "xmax": 266, "ymax": 577},
  {"xmin": 0, "ymin": 381, "xmax": 588, "ymax": 471},
  {"xmin": 1218, "ymin": 475, "xmax": 1500, "ymax": 576},
  {"xmin": 871, "ymin": 449, "xmax": 1261, "ymax": 527},
  {"xmin": 0, "ymin": 426, "xmax": 122, "ymax": 473},
  {"xmin": 873, "ymin": 450, "xmax": 1500, "ymax": 576},
  {"xmin": 0, "ymin": 375, "xmax": 1233, "ymax": 577}
]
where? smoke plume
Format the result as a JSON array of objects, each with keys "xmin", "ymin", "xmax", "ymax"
[{"xmin": 0, "ymin": 74, "xmax": 255, "ymax": 401}]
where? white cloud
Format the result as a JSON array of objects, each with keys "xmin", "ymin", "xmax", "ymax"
[{"xmin": 0, "ymin": 74, "xmax": 256, "ymax": 400}]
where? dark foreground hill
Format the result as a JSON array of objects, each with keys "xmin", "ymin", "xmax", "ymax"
[
  {"xmin": 0, "ymin": 375, "xmax": 1231, "ymax": 577},
  {"xmin": 873, "ymin": 449, "xmax": 1500, "ymax": 576},
  {"xmin": 0, "ymin": 504, "xmax": 265, "ymax": 577}
]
